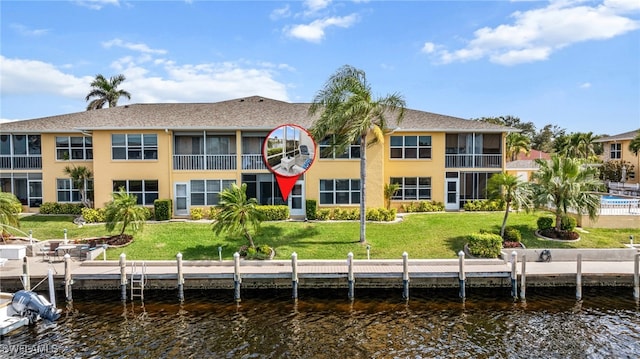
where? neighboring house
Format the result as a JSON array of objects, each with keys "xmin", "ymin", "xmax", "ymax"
[
  {"xmin": 0, "ymin": 96, "xmax": 512, "ymax": 217},
  {"xmin": 594, "ymin": 129, "xmax": 640, "ymax": 185},
  {"xmin": 506, "ymin": 149, "xmax": 551, "ymax": 182}
]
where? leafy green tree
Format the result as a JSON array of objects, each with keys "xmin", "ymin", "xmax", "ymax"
[
  {"xmin": 531, "ymin": 155, "xmax": 602, "ymax": 231},
  {"xmin": 506, "ymin": 132, "xmax": 531, "ymax": 161},
  {"xmin": 532, "ymin": 124, "xmax": 565, "ymax": 153},
  {"xmin": 212, "ymin": 183, "xmax": 265, "ymax": 248},
  {"xmin": 384, "ymin": 183, "xmax": 401, "ymax": 210},
  {"xmin": 104, "ymin": 188, "xmax": 147, "ymax": 236},
  {"xmin": 0, "ymin": 192, "xmax": 22, "ymax": 238},
  {"xmin": 63, "ymin": 165, "xmax": 93, "ymax": 208},
  {"xmin": 487, "ymin": 173, "xmax": 532, "ymax": 238},
  {"xmin": 85, "ymin": 74, "xmax": 131, "ymax": 110},
  {"xmin": 309, "ymin": 65, "xmax": 405, "ymax": 243},
  {"xmin": 629, "ymin": 132, "xmax": 640, "ymax": 156}
]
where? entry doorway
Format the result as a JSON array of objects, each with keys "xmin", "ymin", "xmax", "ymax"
[
  {"xmin": 289, "ymin": 180, "xmax": 305, "ymax": 218},
  {"xmin": 445, "ymin": 177, "xmax": 459, "ymax": 211},
  {"xmin": 174, "ymin": 182, "xmax": 189, "ymax": 216}
]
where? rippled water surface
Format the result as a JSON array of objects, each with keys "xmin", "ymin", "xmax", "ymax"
[{"xmin": 1, "ymin": 288, "xmax": 639, "ymax": 358}]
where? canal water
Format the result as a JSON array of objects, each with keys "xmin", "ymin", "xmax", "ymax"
[{"xmin": 1, "ymin": 287, "xmax": 639, "ymax": 358}]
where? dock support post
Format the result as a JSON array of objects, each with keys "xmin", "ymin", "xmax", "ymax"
[
  {"xmin": 119, "ymin": 253, "xmax": 127, "ymax": 302},
  {"xmin": 634, "ymin": 253, "xmax": 639, "ymax": 300},
  {"xmin": 234, "ymin": 252, "xmax": 241, "ymax": 302},
  {"xmin": 402, "ymin": 252, "xmax": 409, "ymax": 301},
  {"xmin": 520, "ymin": 254, "xmax": 527, "ymax": 301},
  {"xmin": 510, "ymin": 251, "xmax": 518, "ymax": 300},
  {"xmin": 347, "ymin": 252, "xmax": 354, "ymax": 301},
  {"xmin": 292, "ymin": 252, "xmax": 298, "ymax": 300},
  {"xmin": 48, "ymin": 269, "xmax": 56, "ymax": 309},
  {"xmin": 458, "ymin": 251, "xmax": 465, "ymax": 300},
  {"xmin": 64, "ymin": 253, "xmax": 72, "ymax": 302},
  {"xmin": 22, "ymin": 256, "xmax": 30, "ymax": 291},
  {"xmin": 177, "ymin": 253, "xmax": 184, "ymax": 302},
  {"xmin": 576, "ymin": 253, "xmax": 583, "ymax": 301}
]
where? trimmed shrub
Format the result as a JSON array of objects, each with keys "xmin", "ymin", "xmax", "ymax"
[
  {"xmin": 366, "ymin": 208, "xmax": 382, "ymax": 221},
  {"xmin": 208, "ymin": 207, "xmax": 220, "ymax": 220},
  {"xmin": 316, "ymin": 208, "xmax": 331, "ymax": 220},
  {"xmin": 560, "ymin": 216, "xmax": 577, "ymax": 231},
  {"xmin": 536, "ymin": 216, "xmax": 554, "ymax": 231},
  {"xmin": 257, "ymin": 205, "xmax": 289, "ymax": 221},
  {"xmin": 503, "ymin": 227, "xmax": 522, "ymax": 243},
  {"xmin": 467, "ymin": 232, "xmax": 503, "ymax": 258},
  {"xmin": 39, "ymin": 202, "xmax": 83, "ymax": 215},
  {"xmin": 154, "ymin": 199, "xmax": 172, "ymax": 221},
  {"xmin": 463, "ymin": 200, "xmax": 505, "ymax": 212},
  {"xmin": 305, "ymin": 199, "xmax": 317, "ymax": 220},
  {"xmin": 367, "ymin": 208, "xmax": 397, "ymax": 221},
  {"xmin": 81, "ymin": 207, "xmax": 106, "ymax": 223},
  {"xmin": 190, "ymin": 207, "xmax": 209, "ymax": 220},
  {"xmin": 401, "ymin": 201, "xmax": 444, "ymax": 213}
]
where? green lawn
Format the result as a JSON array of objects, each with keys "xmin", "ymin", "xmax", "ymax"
[{"xmin": 14, "ymin": 212, "xmax": 640, "ymax": 261}]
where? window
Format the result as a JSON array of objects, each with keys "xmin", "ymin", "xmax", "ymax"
[
  {"xmin": 57, "ymin": 178, "xmax": 94, "ymax": 203},
  {"xmin": 112, "ymin": 180, "xmax": 159, "ymax": 205},
  {"xmin": 319, "ymin": 137, "xmax": 361, "ymax": 159},
  {"xmin": 610, "ymin": 143, "xmax": 621, "ymax": 159},
  {"xmin": 56, "ymin": 136, "xmax": 93, "ymax": 160},
  {"xmin": 390, "ymin": 177, "xmax": 432, "ymax": 200},
  {"xmin": 112, "ymin": 134, "xmax": 158, "ymax": 160},
  {"xmin": 3, "ymin": 135, "xmax": 41, "ymax": 156},
  {"xmin": 319, "ymin": 179, "xmax": 360, "ymax": 204},
  {"xmin": 190, "ymin": 179, "xmax": 235, "ymax": 206},
  {"xmin": 1, "ymin": 173, "xmax": 42, "ymax": 207},
  {"xmin": 390, "ymin": 136, "xmax": 432, "ymax": 159}
]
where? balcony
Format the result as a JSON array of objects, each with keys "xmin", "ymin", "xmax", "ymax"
[
  {"xmin": 445, "ymin": 154, "xmax": 502, "ymax": 168},
  {"xmin": 0, "ymin": 155, "xmax": 42, "ymax": 170},
  {"xmin": 241, "ymin": 154, "xmax": 267, "ymax": 170},
  {"xmin": 173, "ymin": 154, "xmax": 237, "ymax": 170}
]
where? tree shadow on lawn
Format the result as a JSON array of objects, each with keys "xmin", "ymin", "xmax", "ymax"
[{"xmin": 445, "ymin": 235, "xmax": 468, "ymax": 256}]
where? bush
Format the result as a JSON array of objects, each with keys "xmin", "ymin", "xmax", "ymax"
[
  {"xmin": 536, "ymin": 216, "xmax": 554, "ymax": 231},
  {"xmin": 154, "ymin": 199, "xmax": 172, "ymax": 221},
  {"xmin": 240, "ymin": 244, "xmax": 273, "ymax": 260},
  {"xmin": 39, "ymin": 202, "xmax": 83, "ymax": 215},
  {"xmin": 190, "ymin": 207, "xmax": 209, "ymax": 220},
  {"xmin": 503, "ymin": 227, "xmax": 522, "ymax": 243},
  {"xmin": 401, "ymin": 201, "xmax": 444, "ymax": 213},
  {"xmin": 81, "ymin": 207, "xmax": 106, "ymax": 223},
  {"xmin": 257, "ymin": 205, "xmax": 289, "ymax": 221},
  {"xmin": 467, "ymin": 232, "xmax": 503, "ymax": 258},
  {"xmin": 208, "ymin": 207, "xmax": 220, "ymax": 220},
  {"xmin": 560, "ymin": 216, "xmax": 577, "ymax": 231},
  {"xmin": 306, "ymin": 199, "xmax": 317, "ymax": 220},
  {"xmin": 316, "ymin": 208, "xmax": 331, "ymax": 220},
  {"xmin": 463, "ymin": 200, "xmax": 505, "ymax": 212},
  {"xmin": 366, "ymin": 208, "xmax": 397, "ymax": 221}
]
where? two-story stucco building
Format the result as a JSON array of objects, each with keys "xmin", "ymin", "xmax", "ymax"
[{"xmin": 0, "ymin": 96, "xmax": 512, "ymax": 218}]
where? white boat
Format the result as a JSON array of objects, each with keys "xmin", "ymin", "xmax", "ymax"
[
  {"xmin": 0, "ymin": 292, "xmax": 30, "ymax": 336},
  {"xmin": 0, "ymin": 287, "xmax": 61, "ymax": 336}
]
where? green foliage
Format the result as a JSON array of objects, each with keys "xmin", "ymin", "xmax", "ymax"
[
  {"xmin": 400, "ymin": 201, "xmax": 444, "ymax": 213},
  {"xmin": 599, "ymin": 160, "xmax": 634, "ymax": 182},
  {"xmin": 463, "ymin": 200, "xmax": 506, "ymax": 212},
  {"xmin": 153, "ymin": 199, "xmax": 172, "ymax": 221},
  {"xmin": 316, "ymin": 208, "xmax": 331, "ymax": 220},
  {"xmin": 39, "ymin": 202, "xmax": 84, "ymax": 215},
  {"xmin": 503, "ymin": 227, "xmax": 522, "ymax": 242},
  {"xmin": 104, "ymin": 188, "xmax": 147, "ymax": 235},
  {"xmin": 212, "ymin": 183, "xmax": 265, "ymax": 248},
  {"xmin": 0, "ymin": 192, "xmax": 22, "ymax": 232},
  {"xmin": 81, "ymin": 207, "xmax": 106, "ymax": 223},
  {"xmin": 561, "ymin": 216, "xmax": 577, "ymax": 231},
  {"xmin": 366, "ymin": 208, "xmax": 396, "ymax": 221},
  {"xmin": 238, "ymin": 244, "xmax": 273, "ymax": 260},
  {"xmin": 208, "ymin": 207, "xmax": 220, "ymax": 220},
  {"xmin": 537, "ymin": 216, "xmax": 554, "ymax": 231},
  {"xmin": 257, "ymin": 205, "xmax": 289, "ymax": 221},
  {"xmin": 467, "ymin": 232, "xmax": 503, "ymax": 258},
  {"xmin": 190, "ymin": 207, "xmax": 209, "ymax": 220},
  {"xmin": 306, "ymin": 199, "xmax": 317, "ymax": 220}
]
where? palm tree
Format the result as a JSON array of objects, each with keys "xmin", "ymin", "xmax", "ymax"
[
  {"xmin": 577, "ymin": 132, "xmax": 598, "ymax": 161},
  {"xmin": 63, "ymin": 165, "xmax": 93, "ymax": 208},
  {"xmin": 85, "ymin": 74, "xmax": 131, "ymax": 110},
  {"xmin": 384, "ymin": 183, "xmax": 401, "ymax": 210},
  {"xmin": 212, "ymin": 183, "xmax": 265, "ymax": 248},
  {"xmin": 487, "ymin": 173, "xmax": 532, "ymax": 237},
  {"xmin": 506, "ymin": 132, "xmax": 531, "ymax": 161},
  {"xmin": 531, "ymin": 155, "xmax": 602, "ymax": 231},
  {"xmin": 309, "ymin": 65, "xmax": 406, "ymax": 243},
  {"xmin": 104, "ymin": 188, "xmax": 147, "ymax": 236},
  {"xmin": 0, "ymin": 192, "xmax": 21, "ymax": 238},
  {"xmin": 629, "ymin": 132, "xmax": 640, "ymax": 156}
]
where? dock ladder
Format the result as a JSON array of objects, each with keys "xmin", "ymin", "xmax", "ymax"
[{"xmin": 130, "ymin": 261, "xmax": 147, "ymax": 301}]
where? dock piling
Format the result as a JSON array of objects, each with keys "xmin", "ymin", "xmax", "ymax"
[
  {"xmin": 234, "ymin": 252, "xmax": 241, "ymax": 302},
  {"xmin": 292, "ymin": 252, "xmax": 299, "ymax": 300},
  {"xmin": 576, "ymin": 254, "xmax": 583, "ymax": 301},
  {"xmin": 48, "ymin": 269, "xmax": 56, "ymax": 309},
  {"xmin": 511, "ymin": 251, "xmax": 518, "ymax": 300},
  {"xmin": 64, "ymin": 253, "xmax": 72, "ymax": 302},
  {"xmin": 177, "ymin": 253, "xmax": 184, "ymax": 302},
  {"xmin": 347, "ymin": 252, "xmax": 354, "ymax": 301},
  {"xmin": 458, "ymin": 251, "xmax": 465, "ymax": 299},
  {"xmin": 634, "ymin": 253, "xmax": 639, "ymax": 300},
  {"xmin": 520, "ymin": 254, "xmax": 527, "ymax": 301},
  {"xmin": 22, "ymin": 256, "xmax": 30, "ymax": 291},
  {"xmin": 119, "ymin": 253, "xmax": 127, "ymax": 302},
  {"xmin": 402, "ymin": 252, "xmax": 409, "ymax": 300}
]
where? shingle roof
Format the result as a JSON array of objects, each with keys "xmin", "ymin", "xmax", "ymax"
[
  {"xmin": 594, "ymin": 129, "xmax": 639, "ymax": 143},
  {"xmin": 0, "ymin": 95, "xmax": 511, "ymax": 133}
]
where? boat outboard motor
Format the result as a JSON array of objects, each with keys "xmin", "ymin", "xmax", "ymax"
[{"xmin": 11, "ymin": 290, "xmax": 60, "ymax": 323}]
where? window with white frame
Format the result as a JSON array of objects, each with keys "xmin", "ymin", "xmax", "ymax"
[
  {"xmin": 112, "ymin": 180, "xmax": 158, "ymax": 205},
  {"xmin": 56, "ymin": 136, "xmax": 93, "ymax": 160},
  {"xmin": 318, "ymin": 137, "xmax": 361, "ymax": 159},
  {"xmin": 112, "ymin": 134, "xmax": 158, "ymax": 160},
  {"xmin": 57, "ymin": 178, "xmax": 94, "ymax": 203},
  {"xmin": 319, "ymin": 179, "xmax": 360, "ymax": 204},
  {"xmin": 390, "ymin": 136, "xmax": 432, "ymax": 159},
  {"xmin": 390, "ymin": 177, "xmax": 432, "ymax": 200},
  {"xmin": 190, "ymin": 179, "xmax": 235, "ymax": 206},
  {"xmin": 610, "ymin": 143, "xmax": 621, "ymax": 159}
]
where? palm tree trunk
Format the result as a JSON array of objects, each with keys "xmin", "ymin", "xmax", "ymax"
[
  {"xmin": 359, "ymin": 133, "xmax": 367, "ymax": 244},
  {"xmin": 245, "ymin": 228, "xmax": 255, "ymax": 248},
  {"xmin": 500, "ymin": 202, "xmax": 510, "ymax": 238}
]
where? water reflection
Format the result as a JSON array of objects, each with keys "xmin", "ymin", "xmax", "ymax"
[{"xmin": 1, "ymin": 288, "xmax": 639, "ymax": 358}]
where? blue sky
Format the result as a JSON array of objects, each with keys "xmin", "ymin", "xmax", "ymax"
[{"xmin": 1, "ymin": 0, "xmax": 639, "ymax": 136}]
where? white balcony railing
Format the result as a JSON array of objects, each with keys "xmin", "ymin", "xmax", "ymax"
[
  {"xmin": 241, "ymin": 154, "xmax": 267, "ymax": 170},
  {"xmin": 0, "ymin": 155, "xmax": 42, "ymax": 169},
  {"xmin": 445, "ymin": 154, "xmax": 502, "ymax": 168},
  {"xmin": 173, "ymin": 154, "xmax": 237, "ymax": 170}
]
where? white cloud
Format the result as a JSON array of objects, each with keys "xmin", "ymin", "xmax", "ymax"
[
  {"xmin": 102, "ymin": 39, "xmax": 167, "ymax": 55},
  {"xmin": 0, "ymin": 56, "xmax": 91, "ymax": 97},
  {"xmin": 421, "ymin": 42, "xmax": 436, "ymax": 54},
  {"xmin": 286, "ymin": 14, "xmax": 358, "ymax": 42},
  {"xmin": 425, "ymin": 0, "xmax": 640, "ymax": 65},
  {"xmin": 9, "ymin": 24, "xmax": 49, "ymax": 36},
  {"xmin": 270, "ymin": 4, "xmax": 291, "ymax": 20},
  {"xmin": 580, "ymin": 82, "xmax": 592, "ymax": 89},
  {"xmin": 72, "ymin": 0, "xmax": 120, "ymax": 10},
  {"xmin": 304, "ymin": 0, "xmax": 332, "ymax": 14}
]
